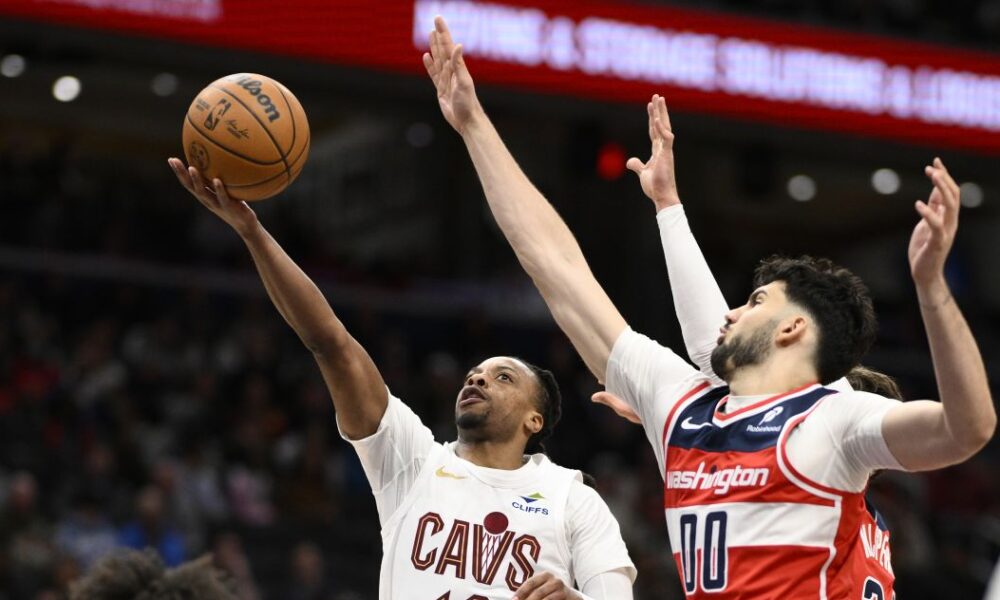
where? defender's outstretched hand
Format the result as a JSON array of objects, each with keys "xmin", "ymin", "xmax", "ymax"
[
  {"xmin": 591, "ymin": 391, "xmax": 641, "ymax": 425},
  {"xmin": 422, "ymin": 16, "xmax": 482, "ymax": 135},
  {"xmin": 626, "ymin": 94, "xmax": 679, "ymax": 210},
  {"xmin": 909, "ymin": 157, "xmax": 959, "ymax": 294},
  {"xmin": 168, "ymin": 157, "xmax": 258, "ymax": 237}
]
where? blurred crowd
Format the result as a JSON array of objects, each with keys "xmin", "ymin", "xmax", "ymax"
[{"xmin": 0, "ymin": 267, "xmax": 997, "ymax": 599}]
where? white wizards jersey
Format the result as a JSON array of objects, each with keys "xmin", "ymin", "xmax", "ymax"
[{"xmin": 341, "ymin": 394, "xmax": 634, "ymax": 600}]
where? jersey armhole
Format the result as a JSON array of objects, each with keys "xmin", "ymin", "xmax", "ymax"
[
  {"xmin": 776, "ymin": 398, "xmax": 849, "ymax": 502},
  {"xmin": 660, "ymin": 381, "xmax": 713, "ymax": 477}
]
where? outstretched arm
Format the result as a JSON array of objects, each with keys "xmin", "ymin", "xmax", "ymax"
[
  {"xmin": 423, "ymin": 18, "xmax": 625, "ymax": 382},
  {"xmin": 627, "ymin": 96, "xmax": 728, "ymax": 382},
  {"xmin": 168, "ymin": 159, "xmax": 387, "ymax": 440},
  {"xmin": 881, "ymin": 158, "xmax": 995, "ymax": 470}
]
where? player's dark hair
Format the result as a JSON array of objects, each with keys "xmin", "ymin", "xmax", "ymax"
[
  {"xmin": 70, "ymin": 549, "xmax": 238, "ymax": 600},
  {"xmin": 515, "ymin": 358, "xmax": 562, "ymax": 455},
  {"xmin": 753, "ymin": 256, "xmax": 877, "ymax": 384},
  {"xmin": 845, "ymin": 365, "xmax": 902, "ymax": 400}
]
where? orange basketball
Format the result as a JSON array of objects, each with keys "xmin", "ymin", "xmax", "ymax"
[{"xmin": 182, "ymin": 73, "xmax": 310, "ymax": 201}]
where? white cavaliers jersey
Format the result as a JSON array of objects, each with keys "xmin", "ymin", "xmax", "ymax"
[{"xmin": 341, "ymin": 394, "xmax": 635, "ymax": 600}]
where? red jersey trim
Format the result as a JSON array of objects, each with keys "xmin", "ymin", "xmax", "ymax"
[
  {"xmin": 777, "ymin": 396, "xmax": 846, "ymax": 499},
  {"xmin": 714, "ymin": 381, "xmax": 820, "ymax": 422},
  {"xmin": 661, "ymin": 381, "xmax": 712, "ymax": 480}
]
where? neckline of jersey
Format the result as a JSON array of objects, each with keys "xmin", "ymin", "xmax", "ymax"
[
  {"xmin": 444, "ymin": 442, "xmax": 549, "ymax": 488},
  {"xmin": 714, "ymin": 381, "xmax": 821, "ymax": 422}
]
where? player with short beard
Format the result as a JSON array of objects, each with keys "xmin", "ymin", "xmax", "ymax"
[
  {"xmin": 167, "ymin": 158, "xmax": 635, "ymax": 600},
  {"xmin": 425, "ymin": 16, "xmax": 994, "ymax": 599}
]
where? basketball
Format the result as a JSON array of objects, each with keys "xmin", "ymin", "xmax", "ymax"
[{"xmin": 182, "ymin": 73, "xmax": 310, "ymax": 201}]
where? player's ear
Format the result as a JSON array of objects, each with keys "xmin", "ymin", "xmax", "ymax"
[
  {"xmin": 525, "ymin": 410, "xmax": 543, "ymax": 436},
  {"xmin": 775, "ymin": 315, "xmax": 808, "ymax": 347}
]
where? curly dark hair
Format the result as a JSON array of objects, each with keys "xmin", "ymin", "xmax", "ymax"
[
  {"xmin": 69, "ymin": 549, "xmax": 238, "ymax": 600},
  {"xmin": 515, "ymin": 358, "xmax": 562, "ymax": 455},
  {"xmin": 753, "ymin": 256, "xmax": 877, "ymax": 384}
]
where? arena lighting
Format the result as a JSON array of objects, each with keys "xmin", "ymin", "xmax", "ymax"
[
  {"xmin": 959, "ymin": 182, "xmax": 984, "ymax": 208},
  {"xmin": 52, "ymin": 75, "xmax": 81, "ymax": 102},
  {"xmin": 596, "ymin": 141, "xmax": 626, "ymax": 181},
  {"xmin": 871, "ymin": 168, "xmax": 901, "ymax": 195},
  {"xmin": 0, "ymin": 54, "xmax": 25, "ymax": 78},
  {"xmin": 151, "ymin": 72, "xmax": 179, "ymax": 96},
  {"xmin": 787, "ymin": 174, "xmax": 816, "ymax": 201}
]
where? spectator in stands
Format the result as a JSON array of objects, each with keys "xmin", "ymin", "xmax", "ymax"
[{"xmin": 118, "ymin": 485, "xmax": 185, "ymax": 567}]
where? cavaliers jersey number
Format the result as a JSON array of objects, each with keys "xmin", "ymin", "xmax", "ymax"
[{"xmin": 679, "ymin": 510, "xmax": 729, "ymax": 594}]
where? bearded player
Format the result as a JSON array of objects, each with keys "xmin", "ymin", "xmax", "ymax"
[
  {"xmin": 424, "ymin": 16, "xmax": 995, "ymax": 599},
  {"xmin": 166, "ymin": 159, "xmax": 635, "ymax": 600}
]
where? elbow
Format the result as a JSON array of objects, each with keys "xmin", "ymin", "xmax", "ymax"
[
  {"xmin": 952, "ymin": 412, "xmax": 996, "ymax": 461},
  {"xmin": 302, "ymin": 328, "xmax": 352, "ymax": 358}
]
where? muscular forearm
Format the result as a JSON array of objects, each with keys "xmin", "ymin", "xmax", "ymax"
[
  {"xmin": 240, "ymin": 222, "xmax": 349, "ymax": 354},
  {"xmin": 460, "ymin": 114, "xmax": 585, "ymax": 283},
  {"xmin": 917, "ymin": 278, "xmax": 995, "ymax": 453},
  {"xmin": 459, "ymin": 112, "xmax": 626, "ymax": 380},
  {"xmin": 239, "ymin": 222, "xmax": 387, "ymax": 438}
]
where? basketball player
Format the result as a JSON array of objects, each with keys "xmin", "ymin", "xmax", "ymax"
[
  {"xmin": 424, "ymin": 16, "xmax": 995, "ymax": 599},
  {"xmin": 166, "ymin": 158, "xmax": 635, "ymax": 599}
]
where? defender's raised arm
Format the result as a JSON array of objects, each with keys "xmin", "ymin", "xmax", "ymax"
[
  {"xmin": 423, "ymin": 17, "xmax": 627, "ymax": 382},
  {"xmin": 881, "ymin": 158, "xmax": 996, "ymax": 469}
]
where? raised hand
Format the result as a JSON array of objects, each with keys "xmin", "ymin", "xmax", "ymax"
[
  {"xmin": 422, "ymin": 16, "xmax": 482, "ymax": 135},
  {"xmin": 168, "ymin": 157, "xmax": 259, "ymax": 238},
  {"xmin": 626, "ymin": 94, "xmax": 680, "ymax": 210},
  {"xmin": 591, "ymin": 391, "xmax": 641, "ymax": 425},
  {"xmin": 909, "ymin": 158, "xmax": 960, "ymax": 296}
]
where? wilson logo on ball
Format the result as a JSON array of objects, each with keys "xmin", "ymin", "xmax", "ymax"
[{"xmin": 233, "ymin": 75, "xmax": 281, "ymax": 122}]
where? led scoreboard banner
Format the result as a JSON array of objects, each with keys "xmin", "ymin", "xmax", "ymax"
[{"xmin": 1, "ymin": 0, "xmax": 999, "ymax": 153}]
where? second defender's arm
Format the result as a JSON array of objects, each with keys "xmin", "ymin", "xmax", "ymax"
[
  {"xmin": 424, "ymin": 19, "xmax": 625, "ymax": 381},
  {"xmin": 168, "ymin": 159, "xmax": 387, "ymax": 440},
  {"xmin": 881, "ymin": 159, "xmax": 995, "ymax": 470}
]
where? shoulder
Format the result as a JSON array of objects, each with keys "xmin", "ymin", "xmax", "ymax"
[{"xmin": 809, "ymin": 390, "xmax": 902, "ymax": 428}]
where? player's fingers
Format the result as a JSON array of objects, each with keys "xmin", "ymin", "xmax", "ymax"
[
  {"xmin": 656, "ymin": 94, "xmax": 673, "ymax": 132},
  {"xmin": 653, "ymin": 117, "xmax": 673, "ymax": 145},
  {"xmin": 436, "ymin": 15, "xmax": 455, "ymax": 50},
  {"xmin": 513, "ymin": 572, "xmax": 551, "ymax": 599},
  {"xmin": 915, "ymin": 200, "xmax": 944, "ymax": 233},
  {"xmin": 453, "ymin": 44, "xmax": 472, "ymax": 84},
  {"xmin": 592, "ymin": 391, "xmax": 642, "ymax": 424},
  {"xmin": 933, "ymin": 158, "xmax": 961, "ymax": 209},
  {"xmin": 626, "ymin": 157, "xmax": 645, "ymax": 175},
  {"xmin": 188, "ymin": 167, "xmax": 218, "ymax": 206},
  {"xmin": 168, "ymin": 158, "xmax": 195, "ymax": 192},
  {"xmin": 647, "ymin": 101, "xmax": 655, "ymax": 142},
  {"xmin": 522, "ymin": 578, "xmax": 563, "ymax": 600},
  {"xmin": 212, "ymin": 178, "xmax": 233, "ymax": 204}
]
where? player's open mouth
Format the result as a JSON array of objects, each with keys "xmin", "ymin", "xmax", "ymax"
[{"xmin": 459, "ymin": 396, "xmax": 485, "ymax": 408}]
